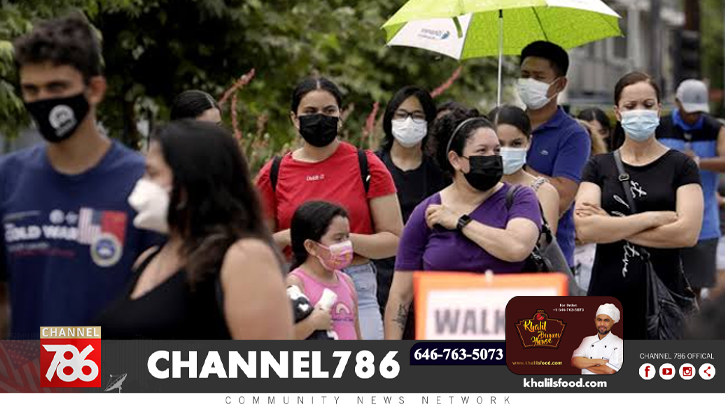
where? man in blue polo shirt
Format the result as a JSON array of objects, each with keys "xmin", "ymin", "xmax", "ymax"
[
  {"xmin": 517, "ymin": 41, "xmax": 591, "ymax": 270},
  {"xmin": 0, "ymin": 14, "xmax": 159, "ymax": 338},
  {"xmin": 656, "ymin": 79, "xmax": 725, "ymax": 299}
]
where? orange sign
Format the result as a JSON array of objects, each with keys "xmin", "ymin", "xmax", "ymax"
[{"xmin": 413, "ymin": 272, "xmax": 568, "ymax": 340}]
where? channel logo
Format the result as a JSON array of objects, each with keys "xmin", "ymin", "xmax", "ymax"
[
  {"xmin": 659, "ymin": 363, "xmax": 675, "ymax": 380},
  {"xmin": 639, "ymin": 363, "xmax": 655, "ymax": 380},
  {"xmin": 40, "ymin": 326, "xmax": 102, "ymax": 388}
]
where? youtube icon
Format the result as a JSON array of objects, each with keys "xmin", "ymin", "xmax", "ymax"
[{"xmin": 660, "ymin": 363, "xmax": 676, "ymax": 380}]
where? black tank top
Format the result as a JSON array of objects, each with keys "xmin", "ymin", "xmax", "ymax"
[{"xmin": 97, "ymin": 248, "xmax": 231, "ymax": 339}]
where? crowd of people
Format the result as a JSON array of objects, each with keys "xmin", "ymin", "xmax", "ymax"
[{"xmin": 1, "ymin": 14, "xmax": 724, "ymax": 341}]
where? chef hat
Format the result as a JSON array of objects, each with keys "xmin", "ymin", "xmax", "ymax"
[{"xmin": 596, "ymin": 303, "xmax": 620, "ymax": 323}]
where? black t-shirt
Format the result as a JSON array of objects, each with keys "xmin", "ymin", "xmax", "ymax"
[
  {"xmin": 581, "ymin": 150, "xmax": 700, "ymax": 339},
  {"xmin": 376, "ymin": 149, "xmax": 449, "ymax": 223},
  {"xmin": 375, "ymin": 149, "xmax": 449, "ymax": 339}
]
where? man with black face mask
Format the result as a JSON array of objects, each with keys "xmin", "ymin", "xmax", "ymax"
[{"xmin": 0, "ymin": 14, "xmax": 159, "ymax": 339}]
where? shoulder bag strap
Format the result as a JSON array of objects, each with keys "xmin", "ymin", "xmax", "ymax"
[{"xmin": 613, "ymin": 150, "xmax": 638, "ymax": 214}]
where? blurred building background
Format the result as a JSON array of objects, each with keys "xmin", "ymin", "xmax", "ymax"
[{"xmin": 565, "ymin": 0, "xmax": 721, "ymax": 114}]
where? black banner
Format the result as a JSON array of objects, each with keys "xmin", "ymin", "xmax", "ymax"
[{"xmin": 78, "ymin": 340, "xmax": 722, "ymax": 393}]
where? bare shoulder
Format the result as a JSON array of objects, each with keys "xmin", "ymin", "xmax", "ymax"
[
  {"xmin": 221, "ymin": 238, "xmax": 281, "ymax": 278},
  {"xmin": 133, "ymin": 246, "xmax": 160, "ymax": 271},
  {"xmin": 286, "ymin": 272, "xmax": 304, "ymax": 289},
  {"xmin": 538, "ymin": 181, "xmax": 560, "ymax": 200},
  {"xmin": 224, "ymin": 238, "xmax": 277, "ymax": 263}
]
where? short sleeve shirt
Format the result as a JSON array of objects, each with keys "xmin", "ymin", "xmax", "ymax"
[
  {"xmin": 581, "ymin": 150, "xmax": 700, "ymax": 339},
  {"xmin": 0, "ymin": 142, "xmax": 161, "ymax": 337},
  {"xmin": 526, "ymin": 108, "xmax": 591, "ymax": 266},
  {"xmin": 256, "ymin": 141, "xmax": 397, "ymax": 235},
  {"xmin": 376, "ymin": 149, "xmax": 449, "ymax": 223},
  {"xmin": 395, "ymin": 183, "xmax": 541, "ymax": 273}
]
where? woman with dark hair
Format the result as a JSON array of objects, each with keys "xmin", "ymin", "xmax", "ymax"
[
  {"xmin": 98, "ymin": 120, "xmax": 293, "ymax": 339},
  {"xmin": 577, "ymin": 108, "xmax": 612, "ymax": 150},
  {"xmin": 256, "ymin": 77, "xmax": 403, "ymax": 340},
  {"xmin": 575, "ymin": 71, "xmax": 703, "ymax": 339},
  {"xmin": 436, "ymin": 101, "xmax": 475, "ymax": 120},
  {"xmin": 384, "ymin": 110, "xmax": 542, "ymax": 339},
  {"xmin": 287, "ymin": 201, "xmax": 361, "ymax": 340},
  {"xmin": 374, "ymin": 86, "xmax": 448, "ymax": 333},
  {"xmin": 489, "ymin": 105, "xmax": 560, "ymax": 234},
  {"xmin": 170, "ymin": 90, "xmax": 222, "ymax": 124},
  {"xmin": 377, "ymin": 86, "xmax": 448, "ymax": 222}
]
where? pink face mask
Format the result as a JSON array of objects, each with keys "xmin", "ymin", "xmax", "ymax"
[{"xmin": 316, "ymin": 240, "xmax": 354, "ymax": 271}]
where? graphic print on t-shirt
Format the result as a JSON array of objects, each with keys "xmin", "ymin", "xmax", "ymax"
[
  {"xmin": 610, "ymin": 181, "xmax": 649, "ymax": 277},
  {"xmin": 4, "ymin": 206, "xmax": 127, "ymax": 268},
  {"xmin": 333, "ymin": 301, "xmax": 354, "ymax": 329}
]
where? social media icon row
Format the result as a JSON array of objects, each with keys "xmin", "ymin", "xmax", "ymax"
[{"xmin": 639, "ymin": 363, "xmax": 716, "ymax": 380}]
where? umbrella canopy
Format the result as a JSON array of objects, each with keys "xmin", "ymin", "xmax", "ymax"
[
  {"xmin": 383, "ymin": 0, "xmax": 622, "ymax": 105},
  {"xmin": 384, "ymin": 0, "xmax": 621, "ymax": 60}
]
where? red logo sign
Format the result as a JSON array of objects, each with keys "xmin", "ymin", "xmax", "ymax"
[
  {"xmin": 663, "ymin": 367, "xmax": 673, "ymax": 375},
  {"xmin": 40, "ymin": 327, "xmax": 101, "ymax": 388}
]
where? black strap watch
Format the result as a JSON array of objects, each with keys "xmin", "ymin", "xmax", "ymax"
[{"xmin": 456, "ymin": 214, "xmax": 472, "ymax": 232}]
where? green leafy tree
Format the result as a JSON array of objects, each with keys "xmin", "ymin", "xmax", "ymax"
[{"xmin": 1, "ymin": 0, "xmax": 505, "ymax": 172}]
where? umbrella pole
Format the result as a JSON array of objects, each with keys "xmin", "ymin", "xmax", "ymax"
[{"xmin": 497, "ymin": 9, "xmax": 503, "ymax": 107}]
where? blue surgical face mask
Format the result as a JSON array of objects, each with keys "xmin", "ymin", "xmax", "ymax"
[
  {"xmin": 620, "ymin": 110, "xmax": 660, "ymax": 142},
  {"xmin": 499, "ymin": 147, "xmax": 528, "ymax": 175}
]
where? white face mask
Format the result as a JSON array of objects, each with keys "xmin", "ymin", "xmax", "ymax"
[
  {"xmin": 516, "ymin": 78, "xmax": 559, "ymax": 110},
  {"xmin": 128, "ymin": 178, "xmax": 170, "ymax": 234},
  {"xmin": 391, "ymin": 117, "xmax": 427, "ymax": 148},
  {"xmin": 499, "ymin": 147, "xmax": 528, "ymax": 175},
  {"xmin": 620, "ymin": 109, "xmax": 660, "ymax": 142}
]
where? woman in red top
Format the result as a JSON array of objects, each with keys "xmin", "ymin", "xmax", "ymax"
[{"xmin": 256, "ymin": 77, "xmax": 403, "ymax": 340}]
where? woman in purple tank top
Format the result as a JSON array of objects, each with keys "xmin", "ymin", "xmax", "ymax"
[{"xmin": 286, "ymin": 201, "xmax": 361, "ymax": 340}]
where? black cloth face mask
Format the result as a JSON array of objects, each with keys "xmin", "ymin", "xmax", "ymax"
[
  {"xmin": 462, "ymin": 155, "xmax": 503, "ymax": 192},
  {"xmin": 25, "ymin": 92, "xmax": 90, "ymax": 143},
  {"xmin": 298, "ymin": 114, "xmax": 339, "ymax": 147}
]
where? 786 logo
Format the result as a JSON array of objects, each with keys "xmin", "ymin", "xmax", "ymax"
[{"xmin": 40, "ymin": 327, "xmax": 102, "ymax": 388}]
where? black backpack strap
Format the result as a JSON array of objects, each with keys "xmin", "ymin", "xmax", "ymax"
[
  {"xmin": 505, "ymin": 184, "xmax": 520, "ymax": 210},
  {"xmin": 358, "ymin": 149, "xmax": 370, "ymax": 194},
  {"xmin": 270, "ymin": 155, "xmax": 282, "ymax": 192}
]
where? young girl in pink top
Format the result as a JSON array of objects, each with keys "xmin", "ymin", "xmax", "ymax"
[{"xmin": 287, "ymin": 201, "xmax": 361, "ymax": 340}]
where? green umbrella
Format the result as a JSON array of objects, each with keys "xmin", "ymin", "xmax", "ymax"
[{"xmin": 383, "ymin": 0, "xmax": 623, "ymax": 105}]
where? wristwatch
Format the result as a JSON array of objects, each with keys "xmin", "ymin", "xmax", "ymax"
[{"xmin": 456, "ymin": 214, "xmax": 472, "ymax": 232}]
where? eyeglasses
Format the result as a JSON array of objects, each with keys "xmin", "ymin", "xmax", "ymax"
[{"xmin": 393, "ymin": 109, "xmax": 427, "ymax": 124}]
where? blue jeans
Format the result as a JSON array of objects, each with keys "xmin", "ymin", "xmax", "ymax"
[{"xmin": 342, "ymin": 262, "xmax": 383, "ymax": 340}]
